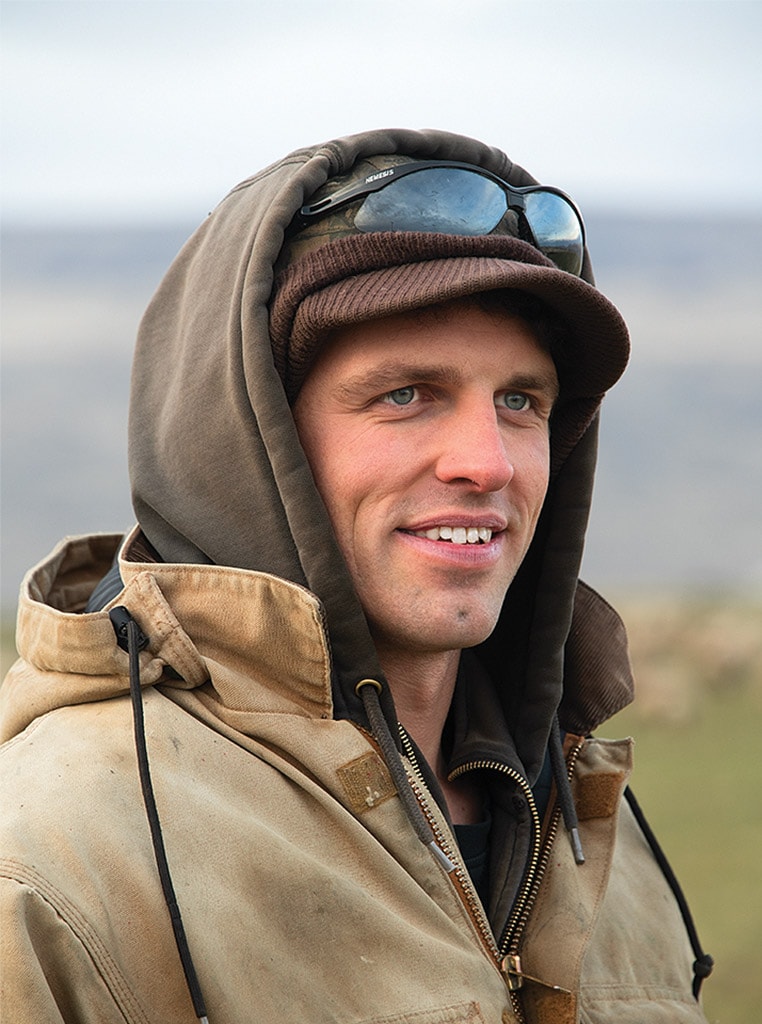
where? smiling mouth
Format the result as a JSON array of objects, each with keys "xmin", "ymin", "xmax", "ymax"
[{"xmin": 404, "ymin": 526, "xmax": 494, "ymax": 545}]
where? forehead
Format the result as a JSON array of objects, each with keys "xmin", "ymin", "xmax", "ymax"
[{"xmin": 304, "ymin": 298, "xmax": 558, "ymax": 393}]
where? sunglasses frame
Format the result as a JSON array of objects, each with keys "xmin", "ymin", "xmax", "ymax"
[{"xmin": 297, "ymin": 159, "xmax": 586, "ymax": 264}]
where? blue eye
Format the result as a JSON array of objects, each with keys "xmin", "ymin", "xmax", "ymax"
[
  {"xmin": 502, "ymin": 393, "xmax": 530, "ymax": 411},
  {"xmin": 386, "ymin": 386, "xmax": 416, "ymax": 405}
]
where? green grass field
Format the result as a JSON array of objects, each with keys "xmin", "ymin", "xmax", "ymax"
[
  {"xmin": 3, "ymin": 596, "xmax": 760, "ymax": 1020},
  {"xmin": 604, "ymin": 595, "xmax": 762, "ymax": 1023},
  {"xmin": 608, "ymin": 687, "xmax": 761, "ymax": 1023}
]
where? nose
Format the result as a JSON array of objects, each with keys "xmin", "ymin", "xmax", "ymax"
[{"xmin": 434, "ymin": 399, "xmax": 514, "ymax": 493}]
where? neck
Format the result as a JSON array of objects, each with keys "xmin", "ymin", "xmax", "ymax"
[
  {"xmin": 375, "ymin": 644, "xmax": 484, "ymax": 825},
  {"xmin": 377, "ymin": 646, "xmax": 460, "ymax": 768}
]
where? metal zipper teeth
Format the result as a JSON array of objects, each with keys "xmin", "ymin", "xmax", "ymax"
[
  {"xmin": 398, "ymin": 735, "xmax": 584, "ymax": 1024},
  {"xmin": 502, "ymin": 739, "xmax": 585, "ymax": 955},
  {"xmin": 397, "ymin": 726, "xmax": 502, "ymax": 964},
  {"xmin": 449, "ymin": 755, "xmax": 544, "ymax": 1024},
  {"xmin": 449, "ymin": 758, "xmax": 542, "ymax": 959},
  {"xmin": 500, "ymin": 741, "xmax": 584, "ymax": 1024}
]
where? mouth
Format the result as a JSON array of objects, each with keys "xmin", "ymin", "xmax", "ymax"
[{"xmin": 402, "ymin": 525, "xmax": 495, "ymax": 545}]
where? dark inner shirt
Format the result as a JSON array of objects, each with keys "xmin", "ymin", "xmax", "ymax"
[
  {"xmin": 452, "ymin": 747, "xmax": 554, "ymax": 911},
  {"xmin": 453, "ymin": 816, "xmax": 491, "ymax": 907}
]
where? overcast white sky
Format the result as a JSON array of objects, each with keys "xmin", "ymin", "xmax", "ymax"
[{"xmin": 2, "ymin": 0, "xmax": 760, "ymax": 225}]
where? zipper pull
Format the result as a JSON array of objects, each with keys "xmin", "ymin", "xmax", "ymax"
[{"xmin": 501, "ymin": 954, "xmax": 570, "ymax": 994}]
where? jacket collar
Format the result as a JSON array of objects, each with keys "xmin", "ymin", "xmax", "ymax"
[
  {"xmin": 118, "ymin": 527, "xmax": 335, "ymax": 720},
  {"xmin": 5, "ymin": 530, "xmax": 335, "ymax": 743}
]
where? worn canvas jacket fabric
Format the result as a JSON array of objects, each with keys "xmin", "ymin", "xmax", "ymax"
[
  {"xmin": 2, "ymin": 533, "xmax": 707, "ymax": 1023},
  {"xmin": 1, "ymin": 128, "xmax": 710, "ymax": 1022}
]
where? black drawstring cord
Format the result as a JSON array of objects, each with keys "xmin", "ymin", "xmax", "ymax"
[
  {"xmin": 550, "ymin": 722, "xmax": 711, "ymax": 998},
  {"xmin": 624, "ymin": 786, "xmax": 714, "ymax": 999},
  {"xmin": 110, "ymin": 607, "xmax": 210, "ymax": 1024},
  {"xmin": 356, "ymin": 679, "xmax": 455, "ymax": 871},
  {"xmin": 548, "ymin": 716, "xmax": 585, "ymax": 864}
]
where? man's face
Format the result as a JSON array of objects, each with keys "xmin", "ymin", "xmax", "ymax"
[{"xmin": 293, "ymin": 301, "xmax": 558, "ymax": 661}]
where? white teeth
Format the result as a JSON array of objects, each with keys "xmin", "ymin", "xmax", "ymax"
[{"xmin": 412, "ymin": 525, "xmax": 493, "ymax": 544}]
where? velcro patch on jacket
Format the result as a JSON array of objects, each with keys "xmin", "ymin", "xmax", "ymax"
[
  {"xmin": 575, "ymin": 771, "xmax": 626, "ymax": 820},
  {"xmin": 337, "ymin": 751, "xmax": 397, "ymax": 814},
  {"xmin": 368, "ymin": 1000, "xmax": 485, "ymax": 1023}
]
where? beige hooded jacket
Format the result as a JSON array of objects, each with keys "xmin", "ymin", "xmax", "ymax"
[{"xmin": 1, "ymin": 128, "xmax": 711, "ymax": 1024}]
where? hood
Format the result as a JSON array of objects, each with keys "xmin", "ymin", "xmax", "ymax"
[{"xmin": 126, "ymin": 128, "xmax": 631, "ymax": 782}]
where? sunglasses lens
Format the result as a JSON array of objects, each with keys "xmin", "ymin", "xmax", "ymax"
[
  {"xmin": 355, "ymin": 167, "xmax": 508, "ymax": 236},
  {"xmin": 523, "ymin": 191, "xmax": 584, "ymax": 275}
]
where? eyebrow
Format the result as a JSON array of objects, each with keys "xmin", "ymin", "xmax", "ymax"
[
  {"xmin": 335, "ymin": 362, "xmax": 560, "ymax": 403},
  {"xmin": 507, "ymin": 371, "xmax": 560, "ymax": 403},
  {"xmin": 335, "ymin": 363, "xmax": 463, "ymax": 400}
]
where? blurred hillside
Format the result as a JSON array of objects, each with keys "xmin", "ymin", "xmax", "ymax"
[{"xmin": 2, "ymin": 213, "xmax": 761, "ymax": 607}]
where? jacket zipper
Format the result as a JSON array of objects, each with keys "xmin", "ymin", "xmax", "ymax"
[
  {"xmin": 499, "ymin": 739, "xmax": 585, "ymax": 955},
  {"xmin": 397, "ymin": 725, "xmax": 503, "ymax": 964},
  {"xmin": 399, "ymin": 726, "xmax": 584, "ymax": 1020},
  {"xmin": 504, "ymin": 739, "xmax": 584, "ymax": 1020},
  {"xmin": 449, "ymin": 756, "xmax": 543, "ymax": 960}
]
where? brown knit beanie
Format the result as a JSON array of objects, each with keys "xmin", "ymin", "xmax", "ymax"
[{"xmin": 268, "ymin": 156, "xmax": 629, "ymax": 407}]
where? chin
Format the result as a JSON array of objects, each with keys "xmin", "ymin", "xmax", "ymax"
[
  {"xmin": 446, "ymin": 623, "xmax": 498, "ymax": 652},
  {"xmin": 390, "ymin": 610, "xmax": 500, "ymax": 656}
]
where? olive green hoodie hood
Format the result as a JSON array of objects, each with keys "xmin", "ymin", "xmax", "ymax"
[{"xmin": 128, "ymin": 127, "xmax": 633, "ymax": 784}]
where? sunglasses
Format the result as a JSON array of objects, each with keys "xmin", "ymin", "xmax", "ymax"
[{"xmin": 296, "ymin": 160, "xmax": 586, "ymax": 276}]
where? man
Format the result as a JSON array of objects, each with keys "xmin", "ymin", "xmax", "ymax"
[{"xmin": 1, "ymin": 129, "xmax": 712, "ymax": 1022}]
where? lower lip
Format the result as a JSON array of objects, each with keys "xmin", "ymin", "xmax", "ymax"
[{"xmin": 395, "ymin": 530, "xmax": 505, "ymax": 568}]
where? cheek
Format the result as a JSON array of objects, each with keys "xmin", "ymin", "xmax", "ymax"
[
  {"xmin": 320, "ymin": 454, "xmax": 408, "ymax": 565},
  {"xmin": 533, "ymin": 440, "xmax": 552, "ymax": 486},
  {"xmin": 313, "ymin": 426, "xmax": 403, "ymax": 502},
  {"xmin": 518, "ymin": 436, "xmax": 551, "ymax": 508},
  {"xmin": 296, "ymin": 410, "xmax": 352, "ymax": 498},
  {"xmin": 304, "ymin": 441, "xmax": 376, "ymax": 541},
  {"xmin": 514, "ymin": 432, "xmax": 548, "ymax": 479}
]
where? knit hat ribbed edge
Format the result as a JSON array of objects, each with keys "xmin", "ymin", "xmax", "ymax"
[{"xmin": 268, "ymin": 231, "xmax": 630, "ymax": 404}]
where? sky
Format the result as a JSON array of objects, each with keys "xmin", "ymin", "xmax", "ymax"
[{"xmin": 2, "ymin": 0, "xmax": 760, "ymax": 226}]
